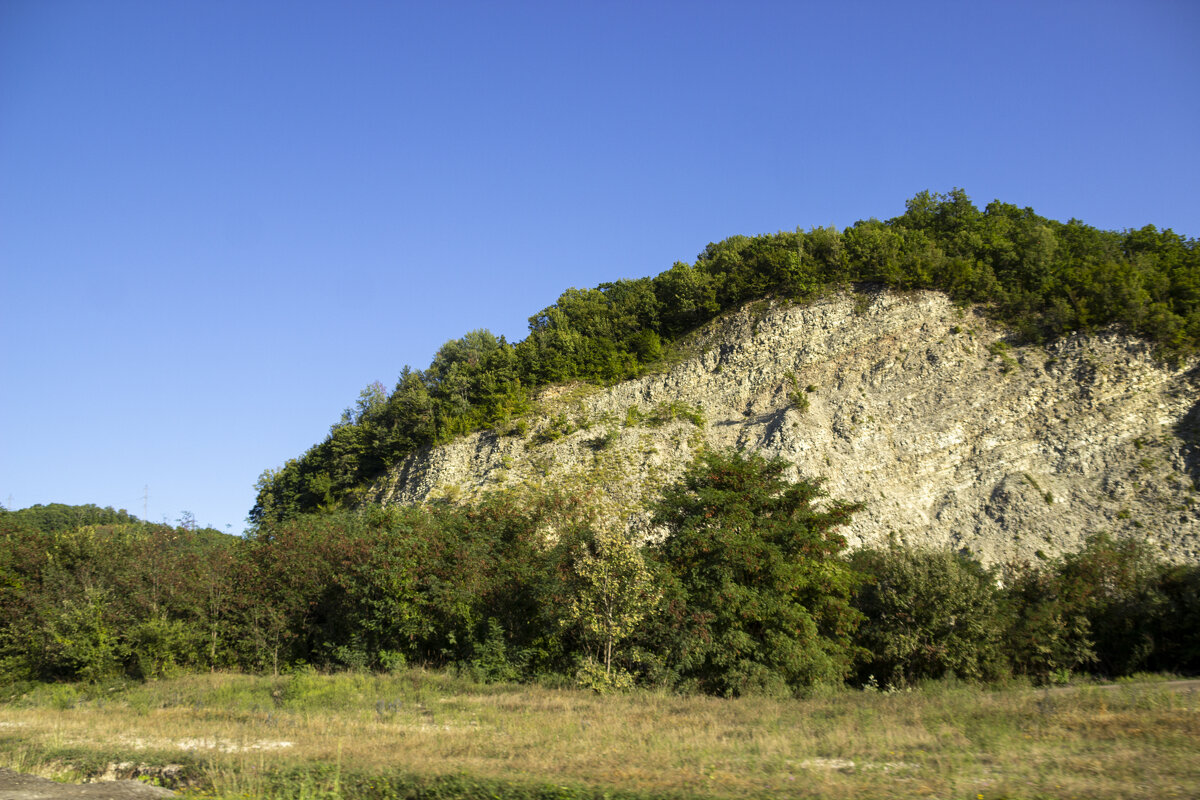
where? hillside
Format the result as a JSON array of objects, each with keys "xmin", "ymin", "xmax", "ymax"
[
  {"xmin": 369, "ymin": 290, "xmax": 1200, "ymax": 564},
  {"xmin": 252, "ymin": 191, "xmax": 1200, "ymax": 535}
]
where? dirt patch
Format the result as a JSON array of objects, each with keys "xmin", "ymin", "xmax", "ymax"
[
  {"xmin": 0, "ymin": 768, "xmax": 174, "ymax": 799},
  {"xmin": 114, "ymin": 736, "xmax": 293, "ymax": 754}
]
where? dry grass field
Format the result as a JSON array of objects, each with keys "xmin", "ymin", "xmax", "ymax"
[{"xmin": 0, "ymin": 670, "xmax": 1196, "ymax": 800}]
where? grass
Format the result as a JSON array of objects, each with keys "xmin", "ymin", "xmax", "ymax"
[{"xmin": 0, "ymin": 669, "xmax": 1197, "ymax": 799}]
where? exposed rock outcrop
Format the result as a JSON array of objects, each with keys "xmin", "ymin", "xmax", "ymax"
[
  {"xmin": 368, "ymin": 290, "xmax": 1200, "ymax": 564},
  {"xmin": 0, "ymin": 767, "xmax": 175, "ymax": 799}
]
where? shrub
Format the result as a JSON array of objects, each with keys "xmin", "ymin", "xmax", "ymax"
[
  {"xmin": 1153, "ymin": 563, "xmax": 1200, "ymax": 672},
  {"xmin": 1001, "ymin": 560, "xmax": 1095, "ymax": 683},
  {"xmin": 849, "ymin": 546, "xmax": 1008, "ymax": 686},
  {"xmin": 1053, "ymin": 534, "xmax": 1172, "ymax": 676}
]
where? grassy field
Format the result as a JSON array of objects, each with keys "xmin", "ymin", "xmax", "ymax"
[{"xmin": 0, "ymin": 669, "xmax": 1196, "ymax": 800}]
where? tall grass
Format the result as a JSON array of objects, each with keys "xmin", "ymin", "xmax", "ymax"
[{"xmin": 1, "ymin": 669, "xmax": 1196, "ymax": 799}]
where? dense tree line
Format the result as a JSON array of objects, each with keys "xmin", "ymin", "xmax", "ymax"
[
  {"xmin": 253, "ymin": 191, "xmax": 1200, "ymax": 523},
  {"xmin": 0, "ymin": 503, "xmax": 141, "ymax": 534},
  {"xmin": 4, "ymin": 454, "xmax": 1198, "ymax": 693},
  {"xmin": 0, "ymin": 513, "xmax": 235, "ymax": 682}
]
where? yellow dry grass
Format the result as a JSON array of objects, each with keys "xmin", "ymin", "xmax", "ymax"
[{"xmin": 0, "ymin": 670, "xmax": 1197, "ymax": 799}]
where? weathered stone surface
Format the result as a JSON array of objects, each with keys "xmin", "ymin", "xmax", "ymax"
[
  {"xmin": 368, "ymin": 290, "xmax": 1200, "ymax": 564},
  {"xmin": 0, "ymin": 768, "xmax": 175, "ymax": 799}
]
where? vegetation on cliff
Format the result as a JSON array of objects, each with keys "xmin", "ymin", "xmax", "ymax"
[{"xmin": 252, "ymin": 190, "xmax": 1200, "ymax": 523}]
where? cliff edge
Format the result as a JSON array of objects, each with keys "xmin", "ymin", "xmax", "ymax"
[{"xmin": 368, "ymin": 290, "xmax": 1200, "ymax": 564}]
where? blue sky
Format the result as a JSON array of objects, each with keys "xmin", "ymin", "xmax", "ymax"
[{"xmin": 2, "ymin": 0, "xmax": 1197, "ymax": 532}]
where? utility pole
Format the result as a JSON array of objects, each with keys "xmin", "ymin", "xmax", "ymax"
[{"xmin": 142, "ymin": 485, "xmax": 149, "ymax": 521}]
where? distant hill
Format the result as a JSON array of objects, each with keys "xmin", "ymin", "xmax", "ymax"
[{"xmin": 0, "ymin": 503, "xmax": 141, "ymax": 534}]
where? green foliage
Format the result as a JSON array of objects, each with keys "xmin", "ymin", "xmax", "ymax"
[
  {"xmin": 1000, "ymin": 534, "xmax": 1200, "ymax": 681},
  {"xmin": 4, "ymin": 492, "xmax": 1199, "ymax": 690},
  {"xmin": 643, "ymin": 401, "xmax": 705, "ymax": 427},
  {"xmin": 849, "ymin": 546, "xmax": 1008, "ymax": 686},
  {"xmin": 573, "ymin": 656, "xmax": 635, "ymax": 693},
  {"xmin": 583, "ymin": 429, "xmax": 618, "ymax": 451},
  {"xmin": 988, "ymin": 340, "xmax": 1019, "ymax": 373},
  {"xmin": 1051, "ymin": 534, "xmax": 1175, "ymax": 676},
  {"xmin": 533, "ymin": 413, "xmax": 579, "ymax": 444},
  {"xmin": 0, "ymin": 503, "xmax": 140, "ymax": 534},
  {"xmin": 785, "ymin": 371, "xmax": 810, "ymax": 412},
  {"xmin": 0, "ymin": 521, "xmax": 238, "ymax": 682},
  {"xmin": 645, "ymin": 449, "xmax": 863, "ymax": 695},
  {"xmin": 1154, "ymin": 562, "xmax": 1200, "ymax": 672},
  {"xmin": 561, "ymin": 526, "xmax": 659, "ymax": 678},
  {"xmin": 1000, "ymin": 559, "xmax": 1095, "ymax": 683},
  {"xmin": 239, "ymin": 490, "xmax": 604, "ymax": 679},
  {"xmin": 469, "ymin": 618, "xmax": 524, "ymax": 684}
]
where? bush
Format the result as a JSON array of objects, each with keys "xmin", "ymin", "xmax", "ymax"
[
  {"xmin": 1052, "ymin": 534, "xmax": 1173, "ymax": 676},
  {"xmin": 849, "ymin": 546, "xmax": 1008, "ymax": 686},
  {"xmin": 0, "ymin": 522, "xmax": 236, "ymax": 683},
  {"xmin": 1154, "ymin": 563, "xmax": 1200, "ymax": 672},
  {"xmin": 1000, "ymin": 560, "xmax": 1095, "ymax": 683}
]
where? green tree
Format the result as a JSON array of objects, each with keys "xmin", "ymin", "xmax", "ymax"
[
  {"xmin": 1001, "ymin": 559, "xmax": 1095, "ymax": 683},
  {"xmin": 849, "ymin": 546, "xmax": 1008, "ymax": 686},
  {"xmin": 562, "ymin": 525, "xmax": 659, "ymax": 686},
  {"xmin": 1, "ymin": 503, "xmax": 140, "ymax": 534},
  {"xmin": 0, "ymin": 521, "xmax": 236, "ymax": 682},
  {"xmin": 646, "ymin": 449, "xmax": 863, "ymax": 695},
  {"xmin": 1053, "ymin": 534, "xmax": 1172, "ymax": 676},
  {"xmin": 1153, "ymin": 563, "xmax": 1200, "ymax": 672}
]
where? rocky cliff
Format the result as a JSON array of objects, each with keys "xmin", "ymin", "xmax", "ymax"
[{"xmin": 367, "ymin": 290, "xmax": 1200, "ymax": 564}]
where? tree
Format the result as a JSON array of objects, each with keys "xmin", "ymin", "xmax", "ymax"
[
  {"xmin": 1053, "ymin": 534, "xmax": 1172, "ymax": 676},
  {"xmin": 646, "ymin": 449, "xmax": 863, "ymax": 695},
  {"xmin": 849, "ymin": 546, "xmax": 1008, "ymax": 686},
  {"xmin": 1, "ymin": 503, "xmax": 140, "ymax": 534},
  {"xmin": 1001, "ymin": 559, "xmax": 1095, "ymax": 683},
  {"xmin": 562, "ymin": 525, "xmax": 659, "ymax": 686},
  {"xmin": 0, "ymin": 521, "xmax": 237, "ymax": 682}
]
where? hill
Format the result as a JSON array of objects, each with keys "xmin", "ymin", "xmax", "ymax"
[
  {"xmin": 0, "ymin": 503, "xmax": 140, "ymax": 533},
  {"xmin": 368, "ymin": 289, "xmax": 1200, "ymax": 564},
  {"xmin": 251, "ymin": 190, "xmax": 1200, "ymax": 553}
]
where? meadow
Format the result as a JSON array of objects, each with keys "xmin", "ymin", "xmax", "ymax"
[{"xmin": 0, "ymin": 669, "xmax": 1196, "ymax": 800}]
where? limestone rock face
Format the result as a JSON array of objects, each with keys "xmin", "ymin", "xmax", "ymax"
[{"xmin": 368, "ymin": 290, "xmax": 1200, "ymax": 564}]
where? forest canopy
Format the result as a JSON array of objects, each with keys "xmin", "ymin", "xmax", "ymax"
[
  {"xmin": 251, "ymin": 190, "xmax": 1200, "ymax": 523},
  {"xmin": 0, "ymin": 503, "xmax": 141, "ymax": 534}
]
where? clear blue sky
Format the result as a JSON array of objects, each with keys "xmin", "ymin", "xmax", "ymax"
[{"xmin": 2, "ymin": 0, "xmax": 1197, "ymax": 532}]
